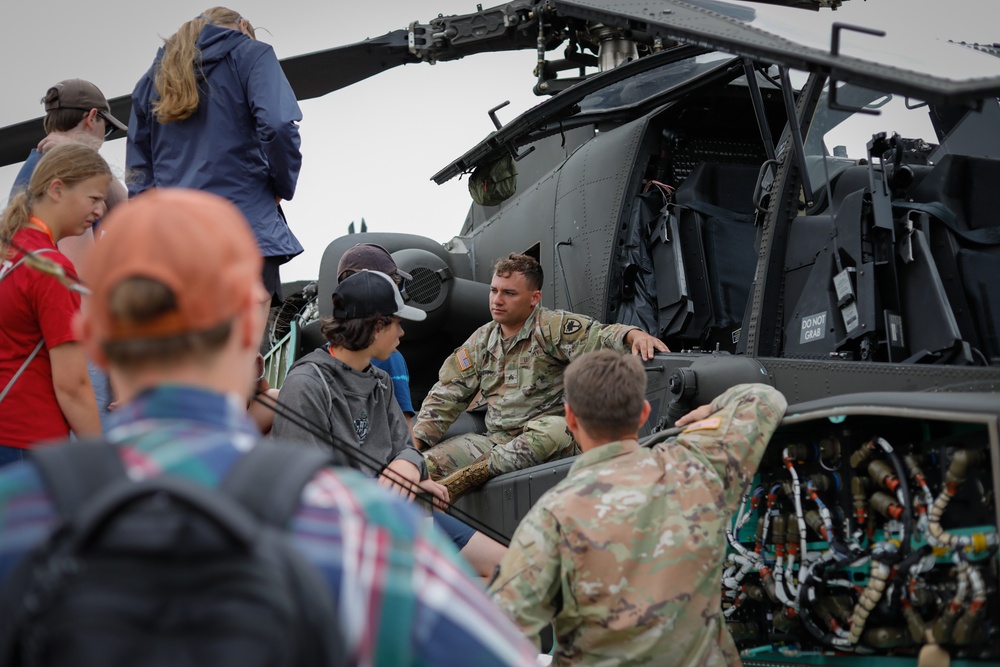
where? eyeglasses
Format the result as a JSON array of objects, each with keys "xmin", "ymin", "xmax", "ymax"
[{"xmin": 97, "ymin": 112, "xmax": 117, "ymax": 139}]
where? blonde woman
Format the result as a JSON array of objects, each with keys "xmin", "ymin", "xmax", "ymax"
[
  {"xmin": 126, "ymin": 6, "xmax": 303, "ymax": 310},
  {"xmin": 0, "ymin": 144, "xmax": 110, "ymax": 464}
]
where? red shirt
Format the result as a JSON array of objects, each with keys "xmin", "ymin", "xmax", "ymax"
[{"xmin": 0, "ymin": 227, "xmax": 81, "ymax": 448}]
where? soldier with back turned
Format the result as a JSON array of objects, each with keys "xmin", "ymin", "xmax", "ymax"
[{"xmin": 488, "ymin": 349, "xmax": 787, "ymax": 666}]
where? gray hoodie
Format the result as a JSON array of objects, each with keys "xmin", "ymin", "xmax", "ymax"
[{"xmin": 271, "ymin": 348, "xmax": 427, "ymax": 478}]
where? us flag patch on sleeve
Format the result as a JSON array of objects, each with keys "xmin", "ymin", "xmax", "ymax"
[{"xmin": 456, "ymin": 347, "xmax": 472, "ymax": 371}]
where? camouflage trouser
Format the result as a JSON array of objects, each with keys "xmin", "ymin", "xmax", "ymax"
[{"xmin": 425, "ymin": 416, "xmax": 578, "ymax": 479}]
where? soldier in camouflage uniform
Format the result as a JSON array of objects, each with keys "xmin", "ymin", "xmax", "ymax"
[
  {"xmin": 489, "ymin": 350, "xmax": 787, "ymax": 666},
  {"xmin": 412, "ymin": 254, "xmax": 667, "ymax": 499}
]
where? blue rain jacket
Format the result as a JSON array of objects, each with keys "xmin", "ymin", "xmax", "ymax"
[{"xmin": 127, "ymin": 24, "xmax": 303, "ymax": 259}]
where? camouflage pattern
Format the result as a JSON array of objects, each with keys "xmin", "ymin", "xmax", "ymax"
[
  {"xmin": 413, "ymin": 306, "xmax": 637, "ymax": 479},
  {"xmin": 424, "ymin": 416, "xmax": 577, "ymax": 478},
  {"xmin": 489, "ymin": 383, "xmax": 787, "ymax": 667}
]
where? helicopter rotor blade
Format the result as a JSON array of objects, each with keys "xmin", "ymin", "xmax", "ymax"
[
  {"xmin": 281, "ymin": 29, "xmax": 419, "ymax": 101},
  {"xmin": 0, "ymin": 30, "xmax": 418, "ymax": 170}
]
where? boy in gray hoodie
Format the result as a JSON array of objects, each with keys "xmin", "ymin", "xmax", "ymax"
[{"xmin": 271, "ymin": 270, "xmax": 448, "ymax": 504}]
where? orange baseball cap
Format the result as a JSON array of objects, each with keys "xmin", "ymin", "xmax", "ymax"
[{"xmin": 81, "ymin": 189, "xmax": 263, "ymax": 342}]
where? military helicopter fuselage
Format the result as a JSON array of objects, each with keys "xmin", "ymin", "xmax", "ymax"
[
  {"xmin": 4, "ymin": 0, "xmax": 1000, "ymax": 662},
  {"xmin": 286, "ymin": 3, "xmax": 1000, "ymax": 662}
]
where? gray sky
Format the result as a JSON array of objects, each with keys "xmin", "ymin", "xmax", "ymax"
[{"xmin": 1, "ymin": 0, "xmax": 993, "ymax": 281}]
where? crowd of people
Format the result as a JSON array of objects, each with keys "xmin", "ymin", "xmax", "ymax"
[{"xmin": 0, "ymin": 6, "xmax": 787, "ymax": 666}]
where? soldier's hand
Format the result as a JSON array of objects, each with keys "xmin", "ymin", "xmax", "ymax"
[
  {"xmin": 675, "ymin": 403, "xmax": 714, "ymax": 427},
  {"xmin": 625, "ymin": 329, "xmax": 670, "ymax": 360}
]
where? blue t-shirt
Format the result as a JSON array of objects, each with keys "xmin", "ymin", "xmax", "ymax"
[
  {"xmin": 9, "ymin": 150, "xmax": 41, "ymax": 197},
  {"xmin": 372, "ymin": 351, "xmax": 414, "ymax": 414}
]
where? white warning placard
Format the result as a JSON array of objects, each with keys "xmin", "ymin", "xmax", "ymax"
[{"xmin": 800, "ymin": 311, "xmax": 827, "ymax": 344}]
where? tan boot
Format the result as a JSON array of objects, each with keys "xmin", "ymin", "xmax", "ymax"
[{"xmin": 439, "ymin": 455, "xmax": 493, "ymax": 502}]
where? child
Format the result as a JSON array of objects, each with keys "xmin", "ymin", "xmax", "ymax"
[{"xmin": 271, "ymin": 270, "xmax": 446, "ymax": 502}]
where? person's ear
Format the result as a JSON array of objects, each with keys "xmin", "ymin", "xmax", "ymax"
[
  {"xmin": 84, "ymin": 108, "xmax": 100, "ymax": 131},
  {"xmin": 530, "ymin": 289, "xmax": 541, "ymax": 307},
  {"xmin": 241, "ymin": 285, "xmax": 269, "ymax": 351},
  {"xmin": 637, "ymin": 399, "xmax": 652, "ymax": 429},
  {"xmin": 565, "ymin": 402, "xmax": 580, "ymax": 432},
  {"xmin": 47, "ymin": 178, "xmax": 64, "ymax": 201}
]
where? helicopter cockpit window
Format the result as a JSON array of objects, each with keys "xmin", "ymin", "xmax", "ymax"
[
  {"xmin": 575, "ymin": 53, "xmax": 736, "ymax": 115},
  {"xmin": 804, "ymin": 81, "xmax": 937, "ymax": 195},
  {"xmin": 810, "ymin": 83, "xmax": 935, "ymax": 160}
]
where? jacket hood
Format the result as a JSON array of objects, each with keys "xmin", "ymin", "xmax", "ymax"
[
  {"xmin": 289, "ymin": 348, "xmax": 389, "ymax": 400},
  {"xmin": 196, "ymin": 24, "xmax": 251, "ymax": 74}
]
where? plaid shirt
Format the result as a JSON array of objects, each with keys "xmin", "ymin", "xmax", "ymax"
[{"xmin": 0, "ymin": 385, "xmax": 537, "ymax": 667}]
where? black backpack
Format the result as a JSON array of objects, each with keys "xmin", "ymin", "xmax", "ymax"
[{"xmin": 0, "ymin": 440, "xmax": 346, "ymax": 667}]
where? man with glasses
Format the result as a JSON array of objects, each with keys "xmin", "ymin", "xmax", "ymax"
[
  {"xmin": 9, "ymin": 79, "xmax": 129, "ymax": 431},
  {"xmin": 10, "ymin": 79, "xmax": 127, "ymax": 196}
]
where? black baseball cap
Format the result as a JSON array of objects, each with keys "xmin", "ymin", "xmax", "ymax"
[
  {"xmin": 332, "ymin": 270, "xmax": 426, "ymax": 321},
  {"xmin": 337, "ymin": 243, "xmax": 412, "ymax": 282}
]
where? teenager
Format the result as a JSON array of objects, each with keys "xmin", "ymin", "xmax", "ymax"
[
  {"xmin": 271, "ymin": 270, "xmax": 445, "ymax": 502},
  {"xmin": 0, "ymin": 143, "xmax": 110, "ymax": 464}
]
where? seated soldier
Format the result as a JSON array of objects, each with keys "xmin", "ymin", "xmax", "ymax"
[{"xmin": 412, "ymin": 253, "xmax": 668, "ymax": 500}]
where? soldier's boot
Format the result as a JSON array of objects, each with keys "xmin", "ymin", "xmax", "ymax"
[{"xmin": 439, "ymin": 454, "xmax": 493, "ymax": 502}]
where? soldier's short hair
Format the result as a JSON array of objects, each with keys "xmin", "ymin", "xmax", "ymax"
[
  {"xmin": 493, "ymin": 253, "xmax": 542, "ymax": 291},
  {"xmin": 564, "ymin": 350, "xmax": 647, "ymax": 440}
]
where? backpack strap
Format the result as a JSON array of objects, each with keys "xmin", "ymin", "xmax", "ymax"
[
  {"xmin": 0, "ymin": 340, "xmax": 45, "ymax": 406},
  {"xmin": 28, "ymin": 439, "xmax": 127, "ymax": 520},
  {"xmin": 0, "ymin": 247, "xmax": 58, "ymax": 407},
  {"xmin": 221, "ymin": 442, "xmax": 347, "ymax": 667},
  {"xmin": 0, "ymin": 439, "xmax": 126, "ymax": 663},
  {"xmin": 221, "ymin": 442, "xmax": 333, "ymax": 527}
]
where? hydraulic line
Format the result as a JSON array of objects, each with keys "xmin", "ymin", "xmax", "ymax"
[
  {"xmin": 784, "ymin": 450, "xmax": 809, "ymax": 573},
  {"xmin": 927, "ymin": 449, "xmax": 1000, "ymax": 552},
  {"xmin": 848, "ymin": 547, "xmax": 894, "ymax": 645},
  {"xmin": 904, "ymin": 453, "xmax": 934, "ymax": 539},
  {"xmin": 953, "ymin": 563, "xmax": 986, "ymax": 645},
  {"xmin": 932, "ymin": 556, "xmax": 970, "ymax": 644},
  {"xmin": 870, "ymin": 437, "xmax": 913, "ymax": 556}
]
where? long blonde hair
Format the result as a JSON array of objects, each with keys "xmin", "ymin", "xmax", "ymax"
[
  {"xmin": 1, "ymin": 143, "xmax": 111, "ymax": 258},
  {"xmin": 153, "ymin": 7, "xmax": 255, "ymax": 123}
]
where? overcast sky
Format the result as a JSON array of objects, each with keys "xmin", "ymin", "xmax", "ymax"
[{"xmin": 1, "ymin": 0, "xmax": 993, "ymax": 281}]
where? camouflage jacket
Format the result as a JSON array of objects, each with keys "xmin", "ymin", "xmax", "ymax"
[
  {"xmin": 489, "ymin": 383, "xmax": 787, "ymax": 667},
  {"xmin": 412, "ymin": 306, "xmax": 638, "ymax": 446}
]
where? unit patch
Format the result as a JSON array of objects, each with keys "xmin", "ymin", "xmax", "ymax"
[
  {"xmin": 563, "ymin": 318, "xmax": 583, "ymax": 335},
  {"xmin": 456, "ymin": 347, "xmax": 472, "ymax": 371}
]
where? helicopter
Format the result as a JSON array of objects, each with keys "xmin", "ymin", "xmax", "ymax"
[
  {"xmin": 261, "ymin": 2, "xmax": 1000, "ymax": 661},
  {"xmin": 3, "ymin": 0, "xmax": 1000, "ymax": 662}
]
